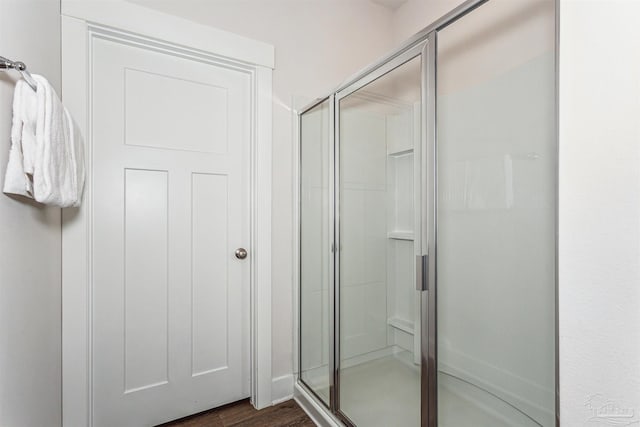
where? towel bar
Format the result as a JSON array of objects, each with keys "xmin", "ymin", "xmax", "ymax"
[{"xmin": 0, "ymin": 55, "xmax": 37, "ymax": 91}]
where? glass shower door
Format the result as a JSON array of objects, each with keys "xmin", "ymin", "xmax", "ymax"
[
  {"xmin": 299, "ymin": 99, "xmax": 332, "ymax": 406},
  {"xmin": 336, "ymin": 50, "xmax": 424, "ymax": 427},
  {"xmin": 298, "ymin": 2, "xmax": 557, "ymax": 425},
  {"xmin": 434, "ymin": 0, "xmax": 556, "ymax": 426}
]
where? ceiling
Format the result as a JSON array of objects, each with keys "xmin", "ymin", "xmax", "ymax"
[{"xmin": 369, "ymin": 0, "xmax": 409, "ymax": 11}]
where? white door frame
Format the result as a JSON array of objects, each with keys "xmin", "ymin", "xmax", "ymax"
[{"xmin": 61, "ymin": 2, "xmax": 273, "ymax": 425}]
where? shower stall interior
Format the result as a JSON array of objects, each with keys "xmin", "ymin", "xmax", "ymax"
[{"xmin": 297, "ymin": 0, "xmax": 557, "ymax": 426}]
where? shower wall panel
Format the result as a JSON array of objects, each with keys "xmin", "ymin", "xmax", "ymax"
[
  {"xmin": 436, "ymin": 1, "xmax": 556, "ymax": 425},
  {"xmin": 339, "ymin": 107, "xmax": 389, "ymax": 361}
]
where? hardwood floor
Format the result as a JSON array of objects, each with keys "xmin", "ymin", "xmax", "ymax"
[{"xmin": 158, "ymin": 399, "xmax": 316, "ymax": 427}]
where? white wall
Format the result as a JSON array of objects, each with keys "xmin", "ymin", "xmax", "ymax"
[
  {"xmin": 392, "ymin": 0, "xmax": 465, "ymax": 43},
  {"xmin": 0, "ymin": 1, "xmax": 62, "ymax": 426},
  {"xmin": 559, "ymin": 0, "xmax": 640, "ymax": 425},
  {"xmin": 126, "ymin": 0, "xmax": 396, "ymax": 392}
]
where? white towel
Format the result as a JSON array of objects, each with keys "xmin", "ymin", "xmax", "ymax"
[
  {"xmin": 3, "ymin": 74, "xmax": 85, "ymax": 207},
  {"xmin": 3, "ymin": 78, "xmax": 37, "ymax": 199}
]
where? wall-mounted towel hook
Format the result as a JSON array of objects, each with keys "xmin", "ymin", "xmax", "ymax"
[{"xmin": 0, "ymin": 55, "xmax": 37, "ymax": 91}]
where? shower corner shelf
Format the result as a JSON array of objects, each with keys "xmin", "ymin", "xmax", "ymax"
[
  {"xmin": 387, "ymin": 317, "xmax": 415, "ymax": 336},
  {"xmin": 387, "ymin": 231, "xmax": 414, "ymax": 241}
]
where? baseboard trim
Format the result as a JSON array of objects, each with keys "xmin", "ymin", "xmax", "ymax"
[{"xmin": 272, "ymin": 374, "xmax": 295, "ymax": 405}]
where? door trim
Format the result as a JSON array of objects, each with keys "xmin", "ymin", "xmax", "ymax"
[{"xmin": 61, "ymin": 4, "xmax": 274, "ymax": 426}]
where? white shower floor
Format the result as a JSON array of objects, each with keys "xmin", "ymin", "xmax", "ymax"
[
  {"xmin": 339, "ymin": 351, "xmax": 420, "ymax": 426},
  {"xmin": 338, "ymin": 352, "xmax": 536, "ymax": 427},
  {"xmin": 302, "ymin": 351, "xmax": 539, "ymax": 426}
]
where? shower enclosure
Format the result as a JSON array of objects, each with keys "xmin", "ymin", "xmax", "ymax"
[{"xmin": 298, "ymin": 0, "xmax": 557, "ymax": 425}]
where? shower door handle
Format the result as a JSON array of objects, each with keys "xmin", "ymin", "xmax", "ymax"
[{"xmin": 416, "ymin": 255, "xmax": 429, "ymax": 291}]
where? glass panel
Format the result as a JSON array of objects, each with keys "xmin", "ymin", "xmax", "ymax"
[
  {"xmin": 300, "ymin": 100, "xmax": 331, "ymax": 405},
  {"xmin": 436, "ymin": 1, "xmax": 556, "ymax": 426},
  {"xmin": 338, "ymin": 55, "xmax": 422, "ymax": 427}
]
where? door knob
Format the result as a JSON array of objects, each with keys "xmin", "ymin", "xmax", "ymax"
[{"xmin": 235, "ymin": 248, "xmax": 248, "ymax": 259}]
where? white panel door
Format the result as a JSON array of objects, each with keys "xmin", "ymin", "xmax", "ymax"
[{"xmin": 91, "ymin": 36, "xmax": 250, "ymax": 427}]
